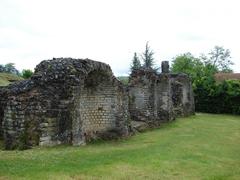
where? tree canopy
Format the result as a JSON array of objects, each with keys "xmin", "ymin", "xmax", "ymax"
[
  {"xmin": 171, "ymin": 46, "xmax": 239, "ymax": 114},
  {"xmin": 171, "ymin": 52, "xmax": 204, "ymax": 79},
  {"xmin": 206, "ymin": 46, "xmax": 234, "ymax": 73},
  {"xmin": 130, "ymin": 52, "xmax": 141, "ymax": 71},
  {"xmin": 130, "ymin": 42, "xmax": 158, "ymax": 73},
  {"xmin": 0, "ymin": 63, "xmax": 19, "ymax": 75},
  {"xmin": 22, "ymin": 69, "xmax": 34, "ymax": 79},
  {"xmin": 0, "ymin": 63, "xmax": 34, "ymax": 79},
  {"xmin": 141, "ymin": 42, "xmax": 155, "ymax": 69}
]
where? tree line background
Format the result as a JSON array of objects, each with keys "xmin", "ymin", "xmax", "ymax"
[
  {"xmin": 130, "ymin": 43, "xmax": 240, "ymax": 115},
  {"xmin": 0, "ymin": 63, "xmax": 33, "ymax": 79},
  {"xmin": 1, "ymin": 44, "xmax": 239, "ymax": 114}
]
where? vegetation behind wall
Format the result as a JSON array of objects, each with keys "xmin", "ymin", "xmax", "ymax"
[
  {"xmin": 171, "ymin": 46, "xmax": 240, "ymax": 115},
  {"xmin": 195, "ymin": 80, "xmax": 240, "ymax": 114}
]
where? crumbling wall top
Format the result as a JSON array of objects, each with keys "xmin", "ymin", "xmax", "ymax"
[
  {"xmin": 161, "ymin": 61, "xmax": 170, "ymax": 73},
  {"xmin": 2, "ymin": 58, "xmax": 117, "ymax": 96},
  {"xmin": 129, "ymin": 68, "xmax": 159, "ymax": 86},
  {"xmin": 32, "ymin": 58, "xmax": 113, "ymax": 84}
]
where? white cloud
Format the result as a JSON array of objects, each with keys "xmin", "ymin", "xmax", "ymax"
[{"xmin": 0, "ymin": 0, "xmax": 239, "ymax": 75}]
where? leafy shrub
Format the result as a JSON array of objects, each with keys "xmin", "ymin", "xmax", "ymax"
[
  {"xmin": 195, "ymin": 80, "xmax": 240, "ymax": 114},
  {"xmin": 22, "ymin": 69, "xmax": 33, "ymax": 79}
]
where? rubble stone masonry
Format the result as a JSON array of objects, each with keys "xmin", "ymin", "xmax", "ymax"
[
  {"xmin": 128, "ymin": 61, "xmax": 194, "ymax": 130},
  {"xmin": 0, "ymin": 59, "xmax": 194, "ymax": 150}
]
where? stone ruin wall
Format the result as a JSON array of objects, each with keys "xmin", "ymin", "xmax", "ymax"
[
  {"xmin": 0, "ymin": 88, "xmax": 6, "ymax": 139},
  {"xmin": 128, "ymin": 70, "xmax": 174, "ymax": 128},
  {"xmin": 0, "ymin": 58, "xmax": 129, "ymax": 149},
  {"xmin": 71, "ymin": 69, "xmax": 129, "ymax": 145},
  {"xmin": 128, "ymin": 61, "xmax": 195, "ymax": 129},
  {"xmin": 170, "ymin": 74, "xmax": 195, "ymax": 117},
  {"xmin": 0, "ymin": 58, "xmax": 194, "ymax": 150},
  {"xmin": 128, "ymin": 69, "xmax": 174, "ymax": 129}
]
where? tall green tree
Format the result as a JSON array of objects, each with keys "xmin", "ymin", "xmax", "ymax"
[
  {"xmin": 171, "ymin": 52, "xmax": 218, "ymax": 92},
  {"xmin": 171, "ymin": 46, "xmax": 238, "ymax": 114},
  {"xmin": 141, "ymin": 42, "xmax": 155, "ymax": 69},
  {"xmin": 171, "ymin": 53, "xmax": 204, "ymax": 81},
  {"xmin": 130, "ymin": 52, "xmax": 141, "ymax": 71},
  {"xmin": 205, "ymin": 46, "xmax": 234, "ymax": 73}
]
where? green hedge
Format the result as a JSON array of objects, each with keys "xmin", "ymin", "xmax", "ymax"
[{"xmin": 195, "ymin": 80, "xmax": 240, "ymax": 114}]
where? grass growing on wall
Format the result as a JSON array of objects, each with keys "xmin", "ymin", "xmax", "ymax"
[{"xmin": 0, "ymin": 113, "xmax": 240, "ymax": 179}]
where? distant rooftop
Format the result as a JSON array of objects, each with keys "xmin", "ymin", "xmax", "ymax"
[{"xmin": 214, "ymin": 73, "xmax": 240, "ymax": 82}]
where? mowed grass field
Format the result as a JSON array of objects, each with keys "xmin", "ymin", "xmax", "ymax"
[{"xmin": 0, "ymin": 113, "xmax": 239, "ymax": 180}]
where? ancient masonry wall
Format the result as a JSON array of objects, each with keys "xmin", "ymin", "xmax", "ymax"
[
  {"xmin": 170, "ymin": 74, "xmax": 195, "ymax": 117},
  {"xmin": 0, "ymin": 58, "xmax": 129, "ymax": 149},
  {"xmin": 0, "ymin": 59, "xmax": 194, "ymax": 150},
  {"xmin": 0, "ymin": 88, "xmax": 6, "ymax": 139},
  {"xmin": 71, "ymin": 70, "xmax": 129, "ymax": 145},
  {"xmin": 128, "ymin": 61, "xmax": 194, "ymax": 128},
  {"xmin": 128, "ymin": 70, "xmax": 156, "ymax": 124},
  {"xmin": 128, "ymin": 70, "xmax": 174, "ymax": 127}
]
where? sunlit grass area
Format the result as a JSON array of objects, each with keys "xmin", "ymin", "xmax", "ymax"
[
  {"xmin": 0, "ymin": 73, "xmax": 23, "ymax": 86},
  {"xmin": 0, "ymin": 113, "xmax": 239, "ymax": 180}
]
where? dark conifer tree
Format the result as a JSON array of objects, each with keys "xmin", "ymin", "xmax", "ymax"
[
  {"xmin": 131, "ymin": 52, "xmax": 141, "ymax": 71},
  {"xmin": 141, "ymin": 42, "xmax": 155, "ymax": 69}
]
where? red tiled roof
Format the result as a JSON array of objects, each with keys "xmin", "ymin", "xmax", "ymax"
[{"xmin": 214, "ymin": 73, "xmax": 240, "ymax": 81}]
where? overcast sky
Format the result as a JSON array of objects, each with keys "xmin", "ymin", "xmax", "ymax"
[{"xmin": 0, "ymin": 0, "xmax": 239, "ymax": 76}]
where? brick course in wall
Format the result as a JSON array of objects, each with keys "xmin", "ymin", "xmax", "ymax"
[
  {"xmin": 0, "ymin": 58, "xmax": 129, "ymax": 149},
  {"xmin": 0, "ymin": 59, "xmax": 194, "ymax": 150},
  {"xmin": 128, "ymin": 62, "xmax": 194, "ymax": 130}
]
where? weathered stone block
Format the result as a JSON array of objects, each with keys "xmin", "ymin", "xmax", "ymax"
[
  {"xmin": 128, "ymin": 64, "xmax": 194, "ymax": 129},
  {"xmin": 161, "ymin": 61, "xmax": 170, "ymax": 73},
  {"xmin": 0, "ymin": 59, "xmax": 194, "ymax": 150},
  {"xmin": 1, "ymin": 58, "xmax": 130, "ymax": 149}
]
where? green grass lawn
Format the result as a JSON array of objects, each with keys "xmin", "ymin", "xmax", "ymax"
[
  {"xmin": 0, "ymin": 113, "xmax": 239, "ymax": 180},
  {"xmin": 0, "ymin": 73, "xmax": 23, "ymax": 86}
]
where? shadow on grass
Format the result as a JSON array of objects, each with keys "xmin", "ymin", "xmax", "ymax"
[
  {"xmin": 0, "ymin": 140, "xmax": 3, "ymax": 150},
  {"xmin": 0, "ymin": 116, "xmax": 191, "ymax": 152}
]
